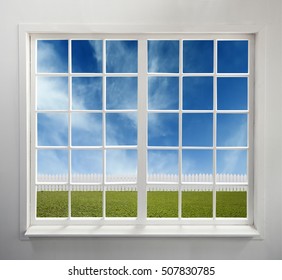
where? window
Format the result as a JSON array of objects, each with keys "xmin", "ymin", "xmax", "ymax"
[{"xmin": 20, "ymin": 29, "xmax": 260, "ymax": 237}]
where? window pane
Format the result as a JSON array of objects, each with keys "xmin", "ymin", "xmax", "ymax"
[
  {"xmin": 182, "ymin": 191, "xmax": 213, "ymax": 218},
  {"xmin": 216, "ymin": 191, "xmax": 247, "ymax": 217},
  {"xmin": 72, "ymin": 77, "xmax": 102, "ymax": 110},
  {"xmin": 183, "ymin": 40, "xmax": 213, "ymax": 73},
  {"xmin": 106, "ymin": 40, "xmax": 138, "ymax": 73},
  {"xmin": 217, "ymin": 150, "xmax": 247, "ymax": 181},
  {"xmin": 183, "ymin": 77, "xmax": 213, "ymax": 110},
  {"xmin": 148, "ymin": 150, "xmax": 178, "ymax": 182},
  {"xmin": 37, "ymin": 149, "xmax": 68, "ymax": 180},
  {"xmin": 37, "ymin": 190, "xmax": 68, "ymax": 217},
  {"xmin": 37, "ymin": 113, "xmax": 68, "ymax": 146},
  {"xmin": 148, "ymin": 77, "xmax": 179, "ymax": 110},
  {"xmin": 148, "ymin": 40, "xmax": 179, "ymax": 73},
  {"xmin": 106, "ymin": 150, "xmax": 137, "ymax": 182},
  {"xmin": 106, "ymin": 191, "xmax": 137, "ymax": 217},
  {"xmin": 217, "ymin": 114, "xmax": 247, "ymax": 147},
  {"xmin": 37, "ymin": 77, "xmax": 68, "ymax": 110},
  {"xmin": 218, "ymin": 40, "xmax": 248, "ymax": 73},
  {"xmin": 71, "ymin": 150, "xmax": 102, "ymax": 183},
  {"xmin": 71, "ymin": 113, "xmax": 102, "ymax": 146},
  {"xmin": 106, "ymin": 113, "xmax": 137, "ymax": 146},
  {"xmin": 217, "ymin": 77, "xmax": 248, "ymax": 110},
  {"xmin": 148, "ymin": 113, "xmax": 178, "ymax": 146},
  {"xmin": 106, "ymin": 77, "xmax": 137, "ymax": 110},
  {"xmin": 182, "ymin": 150, "xmax": 213, "ymax": 182},
  {"xmin": 147, "ymin": 191, "xmax": 178, "ymax": 218},
  {"xmin": 71, "ymin": 191, "xmax": 102, "ymax": 217},
  {"xmin": 37, "ymin": 40, "xmax": 68, "ymax": 73},
  {"xmin": 182, "ymin": 113, "xmax": 213, "ymax": 146},
  {"xmin": 72, "ymin": 40, "xmax": 102, "ymax": 73}
]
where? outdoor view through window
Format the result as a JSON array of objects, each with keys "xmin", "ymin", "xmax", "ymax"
[{"xmin": 33, "ymin": 37, "xmax": 251, "ymax": 222}]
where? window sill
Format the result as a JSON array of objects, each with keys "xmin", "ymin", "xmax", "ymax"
[{"xmin": 25, "ymin": 225, "xmax": 260, "ymax": 238}]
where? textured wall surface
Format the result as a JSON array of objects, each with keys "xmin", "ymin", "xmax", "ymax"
[{"xmin": 0, "ymin": 0, "xmax": 281, "ymax": 259}]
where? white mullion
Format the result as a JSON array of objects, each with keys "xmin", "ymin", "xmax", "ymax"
[
  {"xmin": 104, "ymin": 145, "xmax": 137, "ymax": 150},
  {"xmin": 31, "ymin": 36, "xmax": 37, "ymax": 223},
  {"xmin": 102, "ymin": 39, "xmax": 106, "ymax": 219},
  {"xmin": 147, "ymin": 146, "xmax": 179, "ymax": 150},
  {"xmin": 212, "ymin": 40, "xmax": 217, "ymax": 221},
  {"xmin": 68, "ymin": 39, "xmax": 72, "ymax": 219},
  {"xmin": 247, "ymin": 38, "xmax": 254, "ymax": 224},
  {"xmin": 182, "ymin": 110, "xmax": 214, "ymax": 114},
  {"xmin": 104, "ymin": 109, "xmax": 137, "ymax": 113},
  {"xmin": 148, "ymin": 110, "xmax": 180, "ymax": 113},
  {"xmin": 137, "ymin": 39, "xmax": 147, "ymax": 222},
  {"xmin": 178, "ymin": 39, "xmax": 183, "ymax": 219}
]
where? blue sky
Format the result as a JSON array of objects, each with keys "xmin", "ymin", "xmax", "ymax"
[{"xmin": 37, "ymin": 39, "xmax": 248, "ymax": 178}]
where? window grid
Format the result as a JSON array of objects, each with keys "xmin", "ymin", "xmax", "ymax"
[{"xmin": 31, "ymin": 34, "xmax": 253, "ymax": 225}]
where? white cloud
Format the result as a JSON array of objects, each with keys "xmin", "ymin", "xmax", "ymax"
[{"xmin": 37, "ymin": 77, "xmax": 68, "ymax": 110}]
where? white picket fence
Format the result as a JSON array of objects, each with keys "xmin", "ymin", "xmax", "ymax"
[{"xmin": 37, "ymin": 173, "xmax": 248, "ymax": 192}]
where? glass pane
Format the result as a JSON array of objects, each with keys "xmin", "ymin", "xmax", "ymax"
[
  {"xmin": 183, "ymin": 40, "xmax": 213, "ymax": 73},
  {"xmin": 148, "ymin": 113, "xmax": 178, "ymax": 146},
  {"xmin": 183, "ymin": 77, "xmax": 213, "ymax": 110},
  {"xmin": 71, "ymin": 150, "xmax": 102, "ymax": 183},
  {"xmin": 148, "ymin": 40, "xmax": 179, "ymax": 73},
  {"xmin": 37, "ymin": 113, "xmax": 68, "ymax": 146},
  {"xmin": 216, "ymin": 191, "xmax": 247, "ymax": 217},
  {"xmin": 148, "ymin": 150, "xmax": 178, "ymax": 182},
  {"xmin": 37, "ymin": 40, "xmax": 68, "ymax": 73},
  {"xmin": 217, "ymin": 150, "xmax": 247, "ymax": 182},
  {"xmin": 71, "ymin": 40, "xmax": 102, "ymax": 73},
  {"xmin": 37, "ymin": 149, "xmax": 68, "ymax": 181},
  {"xmin": 182, "ymin": 191, "xmax": 213, "ymax": 218},
  {"xmin": 217, "ymin": 114, "xmax": 247, "ymax": 147},
  {"xmin": 147, "ymin": 191, "xmax": 178, "ymax": 218},
  {"xmin": 106, "ymin": 77, "xmax": 137, "ymax": 110},
  {"xmin": 217, "ymin": 77, "xmax": 248, "ymax": 110},
  {"xmin": 106, "ymin": 150, "xmax": 137, "ymax": 182},
  {"xmin": 217, "ymin": 40, "xmax": 248, "ymax": 73},
  {"xmin": 106, "ymin": 40, "xmax": 138, "ymax": 73},
  {"xmin": 106, "ymin": 113, "xmax": 137, "ymax": 145},
  {"xmin": 71, "ymin": 191, "xmax": 102, "ymax": 217},
  {"xmin": 148, "ymin": 77, "xmax": 179, "ymax": 110},
  {"xmin": 106, "ymin": 191, "xmax": 137, "ymax": 217},
  {"xmin": 182, "ymin": 113, "xmax": 213, "ymax": 146},
  {"xmin": 72, "ymin": 77, "xmax": 102, "ymax": 110},
  {"xmin": 37, "ymin": 77, "xmax": 68, "ymax": 110},
  {"xmin": 71, "ymin": 113, "xmax": 102, "ymax": 146},
  {"xmin": 182, "ymin": 150, "xmax": 213, "ymax": 182},
  {"xmin": 37, "ymin": 190, "xmax": 68, "ymax": 217}
]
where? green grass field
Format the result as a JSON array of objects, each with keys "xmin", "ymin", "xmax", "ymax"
[{"xmin": 37, "ymin": 191, "xmax": 246, "ymax": 218}]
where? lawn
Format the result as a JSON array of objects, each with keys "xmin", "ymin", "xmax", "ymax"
[{"xmin": 37, "ymin": 191, "xmax": 246, "ymax": 218}]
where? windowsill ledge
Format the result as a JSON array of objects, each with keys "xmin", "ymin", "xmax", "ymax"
[{"xmin": 25, "ymin": 224, "xmax": 260, "ymax": 238}]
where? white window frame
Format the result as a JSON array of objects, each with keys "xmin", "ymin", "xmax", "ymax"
[{"xmin": 19, "ymin": 24, "xmax": 265, "ymax": 239}]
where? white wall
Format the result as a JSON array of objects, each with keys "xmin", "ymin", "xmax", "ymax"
[{"xmin": 0, "ymin": 0, "xmax": 281, "ymax": 259}]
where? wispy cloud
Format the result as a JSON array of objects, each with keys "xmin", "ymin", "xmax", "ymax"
[
  {"xmin": 37, "ymin": 40, "xmax": 68, "ymax": 73},
  {"xmin": 37, "ymin": 150, "xmax": 68, "ymax": 176},
  {"xmin": 37, "ymin": 77, "xmax": 68, "ymax": 110},
  {"xmin": 106, "ymin": 40, "xmax": 137, "ymax": 73},
  {"xmin": 106, "ymin": 149, "xmax": 137, "ymax": 176},
  {"xmin": 148, "ymin": 40, "xmax": 179, "ymax": 73},
  {"xmin": 72, "ymin": 77, "xmax": 102, "ymax": 110},
  {"xmin": 71, "ymin": 113, "xmax": 102, "ymax": 146},
  {"xmin": 37, "ymin": 113, "xmax": 68, "ymax": 146},
  {"xmin": 217, "ymin": 150, "xmax": 247, "ymax": 175},
  {"xmin": 148, "ymin": 150, "xmax": 178, "ymax": 175},
  {"xmin": 148, "ymin": 77, "xmax": 179, "ymax": 110},
  {"xmin": 106, "ymin": 77, "xmax": 137, "ymax": 109},
  {"xmin": 148, "ymin": 113, "xmax": 178, "ymax": 146},
  {"xmin": 106, "ymin": 113, "xmax": 137, "ymax": 146}
]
